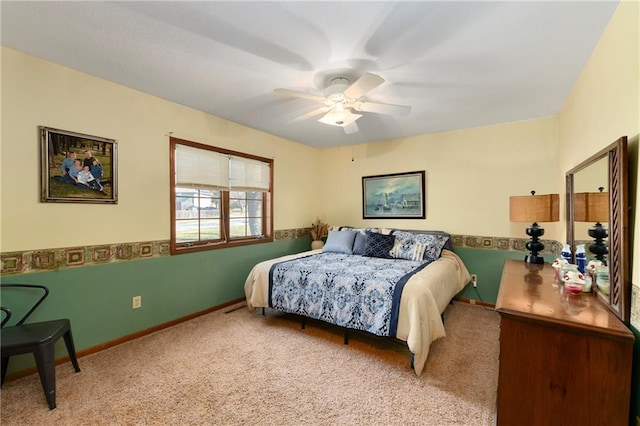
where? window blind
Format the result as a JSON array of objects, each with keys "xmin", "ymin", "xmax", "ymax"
[
  {"xmin": 175, "ymin": 144, "xmax": 229, "ymax": 189},
  {"xmin": 176, "ymin": 144, "xmax": 270, "ymax": 192},
  {"xmin": 229, "ymin": 157, "xmax": 270, "ymax": 192}
]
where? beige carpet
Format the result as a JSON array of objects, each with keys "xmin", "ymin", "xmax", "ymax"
[{"xmin": 1, "ymin": 301, "xmax": 499, "ymax": 425}]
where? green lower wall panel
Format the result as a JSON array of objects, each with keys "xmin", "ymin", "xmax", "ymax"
[
  {"xmin": 1, "ymin": 238, "xmax": 310, "ymax": 374},
  {"xmin": 453, "ymin": 247, "xmax": 555, "ymax": 304}
]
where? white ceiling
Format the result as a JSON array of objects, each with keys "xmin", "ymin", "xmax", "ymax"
[{"xmin": 1, "ymin": 1, "xmax": 619, "ymax": 148}]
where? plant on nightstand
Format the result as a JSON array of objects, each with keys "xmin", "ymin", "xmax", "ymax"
[{"xmin": 310, "ymin": 218, "xmax": 328, "ymax": 249}]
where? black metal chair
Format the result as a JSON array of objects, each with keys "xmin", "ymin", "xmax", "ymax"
[{"xmin": 1, "ymin": 284, "xmax": 81, "ymax": 409}]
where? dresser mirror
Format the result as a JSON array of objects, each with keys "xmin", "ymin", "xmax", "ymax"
[{"xmin": 565, "ymin": 136, "xmax": 629, "ymax": 323}]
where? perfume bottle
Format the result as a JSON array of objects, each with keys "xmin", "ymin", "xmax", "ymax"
[
  {"xmin": 561, "ymin": 243, "xmax": 572, "ymax": 264},
  {"xmin": 576, "ymin": 244, "xmax": 586, "ymax": 274}
]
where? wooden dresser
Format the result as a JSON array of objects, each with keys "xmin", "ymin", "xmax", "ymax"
[{"xmin": 495, "ymin": 259, "xmax": 634, "ymax": 426}]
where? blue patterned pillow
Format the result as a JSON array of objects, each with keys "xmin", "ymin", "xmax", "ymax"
[
  {"xmin": 323, "ymin": 230, "xmax": 357, "ymax": 254},
  {"xmin": 362, "ymin": 232, "xmax": 395, "ymax": 258},
  {"xmin": 390, "ymin": 231, "xmax": 449, "ymax": 262}
]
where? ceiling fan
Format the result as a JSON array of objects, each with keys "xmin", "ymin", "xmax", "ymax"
[{"xmin": 274, "ymin": 73, "xmax": 411, "ymax": 134}]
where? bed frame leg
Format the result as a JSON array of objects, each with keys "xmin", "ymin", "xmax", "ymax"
[
  {"xmin": 301, "ymin": 319, "xmax": 305, "ymax": 329},
  {"xmin": 411, "ymin": 353, "xmax": 415, "ymax": 371},
  {"xmin": 262, "ymin": 307, "xmax": 265, "ymax": 316},
  {"xmin": 344, "ymin": 331, "xmax": 349, "ymax": 345}
]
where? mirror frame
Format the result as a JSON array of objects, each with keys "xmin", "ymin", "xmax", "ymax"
[{"xmin": 566, "ymin": 136, "xmax": 629, "ymax": 323}]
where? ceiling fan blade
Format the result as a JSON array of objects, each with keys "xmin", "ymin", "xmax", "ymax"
[
  {"xmin": 355, "ymin": 101, "xmax": 412, "ymax": 117},
  {"xmin": 274, "ymin": 88, "xmax": 326, "ymax": 103},
  {"xmin": 343, "ymin": 121, "xmax": 359, "ymax": 135},
  {"xmin": 343, "ymin": 73, "xmax": 385, "ymax": 99},
  {"xmin": 291, "ymin": 106, "xmax": 331, "ymax": 122}
]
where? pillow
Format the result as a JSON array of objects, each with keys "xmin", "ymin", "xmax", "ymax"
[
  {"xmin": 352, "ymin": 233, "xmax": 368, "ymax": 255},
  {"xmin": 390, "ymin": 241, "xmax": 428, "ymax": 262},
  {"xmin": 362, "ymin": 232, "xmax": 395, "ymax": 258},
  {"xmin": 323, "ymin": 230, "xmax": 357, "ymax": 254},
  {"xmin": 421, "ymin": 234, "xmax": 450, "ymax": 261},
  {"xmin": 390, "ymin": 230, "xmax": 450, "ymax": 262},
  {"xmin": 339, "ymin": 226, "xmax": 379, "ymax": 234},
  {"xmin": 339, "ymin": 227, "xmax": 379, "ymax": 255}
]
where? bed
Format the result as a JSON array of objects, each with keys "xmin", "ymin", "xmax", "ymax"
[{"xmin": 243, "ymin": 227, "xmax": 471, "ymax": 375}]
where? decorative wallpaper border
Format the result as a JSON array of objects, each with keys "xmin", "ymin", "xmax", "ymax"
[
  {"xmin": 1, "ymin": 241, "xmax": 171, "ymax": 276},
  {"xmin": 273, "ymin": 228, "xmax": 310, "ymax": 240},
  {"xmin": 1, "ymin": 229, "xmax": 559, "ymax": 276},
  {"xmin": 450, "ymin": 234, "xmax": 561, "ymax": 256}
]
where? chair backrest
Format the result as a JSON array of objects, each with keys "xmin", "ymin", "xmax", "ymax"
[
  {"xmin": 1, "ymin": 307, "xmax": 11, "ymax": 327},
  {"xmin": 0, "ymin": 284, "xmax": 49, "ymax": 328}
]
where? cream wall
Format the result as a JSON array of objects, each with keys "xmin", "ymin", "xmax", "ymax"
[
  {"xmin": 0, "ymin": 47, "xmax": 320, "ymax": 252},
  {"xmin": 1, "ymin": 1, "xmax": 636, "ymax": 274},
  {"xmin": 318, "ymin": 116, "xmax": 561, "ymax": 241},
  {"xmin": 558, "ymin": 1, "xmax": 639, "ymax": 296},
  {"xmin": 559, "ymin": 1, "xmax": 639, "ymax": 167}
]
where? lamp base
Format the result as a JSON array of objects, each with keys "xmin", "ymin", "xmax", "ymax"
[
  {"xmin": 588, "ymin": 222, "xmax": 609, "ymax": 264},
  {"xmin": 524, "ymin": 254, "xmax": 545, "ymax": 264},
  {"xmin": 524, "ymin": 222, "xmax": 546, "ymax": 265}
]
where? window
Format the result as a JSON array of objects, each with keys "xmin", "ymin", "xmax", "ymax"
[{"xmin": 170, "ymin": 137, "xmax": 273, "ymax": 254}]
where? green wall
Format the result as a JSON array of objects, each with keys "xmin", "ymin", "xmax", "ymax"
[{"xmin": 454, "ymin": 247, "xmax": 556, "ymax": 304}]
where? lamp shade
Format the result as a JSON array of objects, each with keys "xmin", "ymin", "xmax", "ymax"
[
  {"xmin": 509, "ymin": 192, "xmax": 559, "ymax": 223},
  {"xmin": 574, "ymin": 191, "xmax": 609, "ymax": 223}
]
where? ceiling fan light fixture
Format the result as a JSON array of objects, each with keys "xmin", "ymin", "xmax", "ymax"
[
  {"xmin": 324, "ymin": 77, "xmax": 351, "ymax": 99},
  {"xmin": 318, "ymin": 109, "xmax": 361, "ymax": 127},
  {"xmin": 275, "ymin": 72, "xmax": 411, "ymax": 135}
]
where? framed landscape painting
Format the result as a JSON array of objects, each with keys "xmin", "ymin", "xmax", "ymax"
[
  {"xmin": 40, "ymin": 126, "xmax": 118, "ymax": 204},
  {"xmin": 362, "ymin": 170, "xmax": 425, "ymax": 219}
]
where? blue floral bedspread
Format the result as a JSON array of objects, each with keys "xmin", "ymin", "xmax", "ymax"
[{"xmin": 268, "ymin": 252, "xmax": 432, "ymax": 337}]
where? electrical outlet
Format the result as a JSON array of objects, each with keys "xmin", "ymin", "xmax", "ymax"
[
  {"xmin": 132, "ymin": 295, "xmax": 142, "ymax": 309},
  {"xmin": 471, "ymin": 274, "xmax": 478, "ymax": 287}
]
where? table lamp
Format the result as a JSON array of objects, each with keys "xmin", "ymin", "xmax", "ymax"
[
  {"xmin": 509, "ymin": 191, "xmax": 560, "ymax": 264},
  {"xmin": 574, "ymin": 187, "xmax": 609, "ymax": 263}
]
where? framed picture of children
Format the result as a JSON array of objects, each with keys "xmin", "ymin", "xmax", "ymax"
[{"xmin": 40, "ymin": 126, "xmax": 118, "ymax": 204}]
